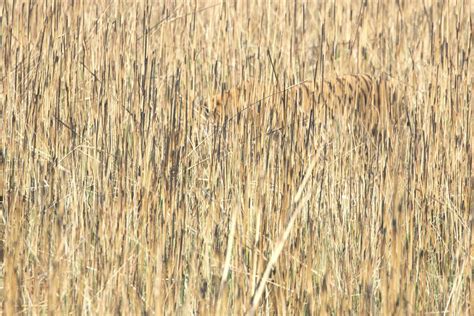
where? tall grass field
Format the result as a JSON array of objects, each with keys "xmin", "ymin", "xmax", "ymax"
[{"xmin": 1, "ymin": 0, "xmax": 472, "ymax": 314}]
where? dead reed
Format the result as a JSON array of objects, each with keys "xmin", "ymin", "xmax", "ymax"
[{"xmin": 1, "ymin": 0, "xmax": 472, "ymax": 314}]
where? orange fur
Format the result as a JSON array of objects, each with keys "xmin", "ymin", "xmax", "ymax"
[{"xmin": 203, "ymin": 74, "xmax": 400, "ymax": 132}]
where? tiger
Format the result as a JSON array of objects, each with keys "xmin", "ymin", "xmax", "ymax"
[{"xmin": 202, "ymin": 73, "xmax": 401, "ymax": 135}]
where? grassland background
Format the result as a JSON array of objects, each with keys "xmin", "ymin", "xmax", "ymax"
[{"xmin": 1, "ymin": 0, "xmax": 473, "ymax": 314}]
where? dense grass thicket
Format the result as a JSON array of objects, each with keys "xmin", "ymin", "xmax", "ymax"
[{"xmin": 1, "ymin": 0, "xmax": 472, "ymax": 314}]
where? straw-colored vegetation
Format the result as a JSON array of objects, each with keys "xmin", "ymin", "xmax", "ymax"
[{"xmin": 1, "ymin": 0, "xmax": 472, "ymax": 314}]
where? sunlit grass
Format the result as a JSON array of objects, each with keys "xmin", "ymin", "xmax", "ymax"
[{"xmin": 1, "ymin": 0, "xmax": 472, "ymax": 314}]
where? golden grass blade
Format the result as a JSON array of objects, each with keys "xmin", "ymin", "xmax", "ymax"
[{"xmin": 249, "ymin": 156, "xmax": 317, "ymax": 315}]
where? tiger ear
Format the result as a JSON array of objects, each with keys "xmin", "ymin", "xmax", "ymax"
[
  {"xmin": 204, "ymin": 94, "xmax": 224, "ymax": 119},
  {"xmin": 217, "ymin": 94, "xmax": 224, "ymax": 112}
]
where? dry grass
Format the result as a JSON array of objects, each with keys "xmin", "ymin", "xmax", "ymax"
[{"xmin": 1, "ymin": 0, "xmax": 472, "ymax": 314}]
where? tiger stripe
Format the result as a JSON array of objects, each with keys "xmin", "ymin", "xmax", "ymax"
[{"xmin": 203, "ymin": 73, "xmax": 400, "ymax": 132}]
